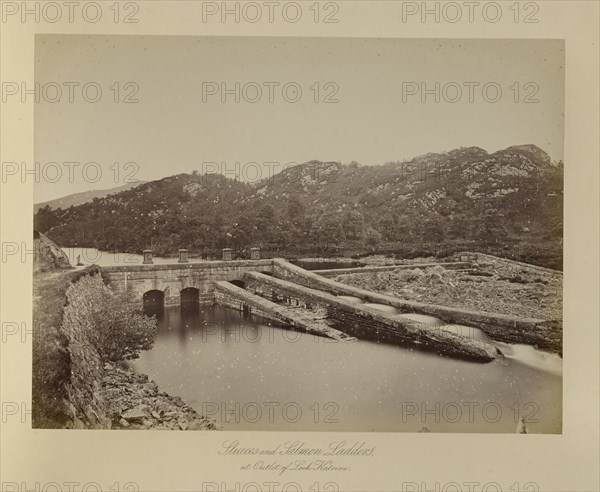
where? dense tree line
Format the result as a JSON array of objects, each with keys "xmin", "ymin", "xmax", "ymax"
[{"xmin": 34, "ymin": 148, "xmax": 564, "ymax": 268}]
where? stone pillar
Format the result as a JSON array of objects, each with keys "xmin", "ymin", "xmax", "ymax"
[
  {"xmin": 178, "ymin": 249, "xmax": 189, "ymax": 263},
  {"xmin": 222, "ymin": 248, "xmax": 232, "ymax": 261},
  {"xmin": 250, "ymin": 247, "xmax": 260, "ymax": 260},
  {"xmin": 142, "ymin": 250, "xmax": 153, "ymax": 264}
]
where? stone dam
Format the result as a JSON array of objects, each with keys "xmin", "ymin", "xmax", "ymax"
[{"xmin": 101, "ymin": 257, "xmax": 557, "ymax": 362}]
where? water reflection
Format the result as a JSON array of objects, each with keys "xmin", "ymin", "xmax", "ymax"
[{"xmin": 129, "ymin": 305, "xmax": 562, "ymax": 433}]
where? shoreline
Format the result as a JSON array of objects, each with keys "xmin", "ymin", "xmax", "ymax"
[
  {"xmin": 103, "ymin": 363, "xmax": 220, "ymax": 430},
  {"xmin": 33, "ymin": 266, "xmax": 219, "ymax": 430}
]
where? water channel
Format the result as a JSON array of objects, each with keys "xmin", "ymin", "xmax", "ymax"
[{"xmin": 67, "ymin": 247, "xmax": 562, "ymax": 432}]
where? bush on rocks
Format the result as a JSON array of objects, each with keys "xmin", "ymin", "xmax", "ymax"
[
  {"xmin": 89, "ymin": 292, "xmax": 158, "ymax": 362},
  {"xmin": 64, "ymin": 274, "xmax": 158, "ymax": 362}
]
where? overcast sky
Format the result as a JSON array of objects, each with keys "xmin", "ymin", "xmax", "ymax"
[{"xmin": 34, "ymin": 35, "xmax": 564, "ymax": 203}]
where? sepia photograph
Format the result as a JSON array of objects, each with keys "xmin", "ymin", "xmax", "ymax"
[
  {"xmin": 30, "ymin": 35, "xmax": 565, "ymax": 434},
  {"xmin": 2, "ymin": 2, "xmax": 599, "ymax": 491}
]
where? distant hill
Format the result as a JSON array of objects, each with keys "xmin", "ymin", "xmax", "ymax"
[
  {"xmin": 34, "ymin": 181, "xmax": 146, "ymax": 212},
  {"xmin": 33, "ymin": 145, "xmax": 563, "ymax": 268}
]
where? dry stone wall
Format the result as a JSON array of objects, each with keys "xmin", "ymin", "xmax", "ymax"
[{"xmin": 61, "ymin": 273, "xmax": 111, "ymax": 428}]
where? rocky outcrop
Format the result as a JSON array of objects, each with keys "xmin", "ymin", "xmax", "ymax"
[
  {"xmin": 332, "ymin": 259, "xmax": 563, "ymax": 354},
  {"xmin": 60, "ymin": 270, "xmax": 218, "ymax": 430},
  {"xmin": 103, "ymin": 364, "xmax": 219, "ymax": 430},
  {"xmin": 33, "ymin": 229, "xmax": 72, "ymax": 273}
]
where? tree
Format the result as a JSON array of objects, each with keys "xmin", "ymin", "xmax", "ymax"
[
  {"xmin": 34, "ymin": 205, "xmax": 58, "ymax": 233},
  {"xmin": 230, "ymin": 214, "xmax": 256, "ymax": 252},
  {"xmin": 63, "ymin": 274, "xmax": 158, "ymax": 363},
  {"xmin": 363, "ymin": 227, "xmax": 382, "ymax": 250},
  {"xmin": 89, "ymin": 287, "xmax": 158, "ymax": 362},
  {"xmin": 342, "ymin": 210, "xmax": 364, "ymax": 240},
  {"xmin": 310, "ymin": 213, "xmax": 344, "ymax": 254},
  {"xmin": 287, "ymin": 196, "xmax": 306, "ymax": 226},
  {"xmin": 421, "ymin": 215, "xmax": 446, "ymax": 243}
]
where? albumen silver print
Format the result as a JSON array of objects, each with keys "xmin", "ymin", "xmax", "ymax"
[
  {"xmin": 2, "ymin": 2, "xmax": 599, "ymax": 491},
  {"xmin": 28, "ymin": 34, "xmax": 565, "ymax": 435}
]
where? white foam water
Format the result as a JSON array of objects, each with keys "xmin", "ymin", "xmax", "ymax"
[
  {"xmin": 338, "ymin": 296, "xmax": 563, "ymax": 378},
  {"xmin": 494, "ymin": 342, "xmax": 563, "ymax": 376}
]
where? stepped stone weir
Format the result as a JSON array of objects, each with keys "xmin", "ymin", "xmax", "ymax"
[
  {"xmin": 272, "ymin": 259, "xmax": 557, "ymax": 350},
  {"xmin": 240, "ymin": 271, "xmax": 500, "ymax": 363},
  {"xmin": 214, "ymin": 281, "xmax": 355, "ymax": 342},
  {"xmin": 98, "ymin": 257, "xmax": 564, "ymax": 362}
]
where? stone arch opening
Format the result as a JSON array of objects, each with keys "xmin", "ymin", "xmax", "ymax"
[
  {"xmin": 230, "ymin": 280, "xmax": 246, "ymax": 289},
  {"xmin": 143, "ymin": 290, "xmax": 165, "ymax": 316},
  {"xmin": 180, "ymin": 287, "xmax": 200, "ymax": 306}
]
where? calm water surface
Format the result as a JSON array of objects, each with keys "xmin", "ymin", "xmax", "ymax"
[
  {"xmin": 129, "ymin": 304, "xmax": 562, "ymax": 433},
  {"xmin": 66, "ymin": 247, "xmax": 562, "ymax": 432}
]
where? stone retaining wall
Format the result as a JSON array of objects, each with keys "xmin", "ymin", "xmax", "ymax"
[
  {"xmin": 458, "ymin": 252, "xmax": 562, "ymax": 275},
  {"xmin": 313, "ymin": 262, "xmax": 473, "ymax": 277},
  {"xmin": 61, "ymin": 273, "xmax": 112, "ymax": 428}
]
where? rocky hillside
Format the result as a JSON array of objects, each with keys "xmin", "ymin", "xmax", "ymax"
[{"xmin": 34, "ymin": 145, "xmax": 563, "ymax": 268}]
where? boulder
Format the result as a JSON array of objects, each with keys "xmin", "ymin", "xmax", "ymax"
[{"xmin": 122, "ymin": 404, "xmax": 150, "ymax": 421}]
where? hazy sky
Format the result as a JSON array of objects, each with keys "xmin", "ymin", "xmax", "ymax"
[{"xmin": 34, "ymin": 35, "xmax": 564, "ymax": 202}]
